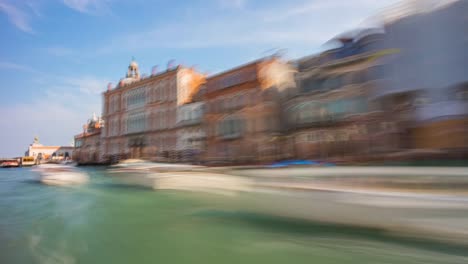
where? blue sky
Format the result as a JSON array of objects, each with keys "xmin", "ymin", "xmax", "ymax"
[{"xmin": 0, "ymin": 0, "xmax": 399, "ymax": 157}]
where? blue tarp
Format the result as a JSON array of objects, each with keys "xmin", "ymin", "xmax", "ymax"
[{"xmin": 269, "ymin": 160, "xmax": 335, "ymax": 168}]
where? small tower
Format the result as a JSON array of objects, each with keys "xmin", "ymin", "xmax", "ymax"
[{"xmin": 126, "ymin": 57, "xmax": 140, "ymax": 79}]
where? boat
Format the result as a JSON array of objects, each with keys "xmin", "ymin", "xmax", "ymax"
[
  {"xmin": 108, "ymin": 159, "xmax": 206, "ymax": 188},
  {"xmin": 108, "ymin": 159, "xmax": 251, "ymax": 194},
  {"xmin": 20, "ymin": 156, "xmax": 35, "ymax": 167},
  {"xmin": 34, "ymin": 164, "xmax": 89, "ymax": 186},
  {"xmin": 0, "ymin": 159, "xmax": 20, "ymax": 168},
  {"xmin": 206, "ymin": 166, "xmax": 468, "ymax": 245}
]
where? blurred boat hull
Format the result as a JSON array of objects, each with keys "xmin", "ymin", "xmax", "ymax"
[{"xmin": 35, "ymin": 164, "xmax": 89, "ymax": 186}]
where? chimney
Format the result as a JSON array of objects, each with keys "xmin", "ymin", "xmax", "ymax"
[
  {"xmin": 167, "ymin": 60, "xmax": 176, "ymax": 71},
  {"xmin": 151, "ymin": 65, "xmax": 158, "ymax": 75}
]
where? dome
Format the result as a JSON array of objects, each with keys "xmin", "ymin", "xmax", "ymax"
[
  {"xmin": 129, "ymin": 60, "xmax": 138, "ymax": 68},
  {"xmin": 119, "ymin": 77, "xmax": 136, "ymax": 86}
]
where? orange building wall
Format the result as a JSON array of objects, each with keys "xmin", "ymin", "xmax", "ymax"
[{"xmin": 411, "ymin": 118, "xmax": 468, "ymax": 149}]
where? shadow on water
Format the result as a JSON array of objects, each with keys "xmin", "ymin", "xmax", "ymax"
[
  {"xmin": 194, "ymin": 210, "xmax": 468, "ymax": 257},
  {"xmin": 21, "ymin": 179, "xmax": 43, "ymax": 185},
  {"xmin": 94, "ymin": 182, "xmax": 154, "ymax": 192}
]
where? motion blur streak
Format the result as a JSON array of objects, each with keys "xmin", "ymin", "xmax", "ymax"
[{"xmin": 1, "ymin": 168, "xmax": 468, "ymax": 264}]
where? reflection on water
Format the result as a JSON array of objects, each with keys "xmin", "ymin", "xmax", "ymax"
[{"xmin": 1, "ymin": 167, "xmax": 468, "ymax": 264}]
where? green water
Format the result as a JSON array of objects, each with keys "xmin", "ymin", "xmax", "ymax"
[{"xmin": 1, "ymin": 167, "xmax": 467, "ymax": 264}]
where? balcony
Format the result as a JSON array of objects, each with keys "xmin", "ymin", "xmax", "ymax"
[{"xmin": 176, "ymin": 118, "xmax": 203, "ymax": 127}]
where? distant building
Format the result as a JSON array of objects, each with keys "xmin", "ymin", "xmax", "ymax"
[
  {"xmin": 203, "ymin": 56, "xmax": 296, "ymax": 164},
  {"xmin": 25, "ymin": 137, "xmax": 74, "ymax": 163},
  {"xmin": 101, "ymin": 59, "xmax": 205, "ymax": 163},
  {"xmin": 73, "ymin": 114, "xmax": 104, "ymax": 165}
]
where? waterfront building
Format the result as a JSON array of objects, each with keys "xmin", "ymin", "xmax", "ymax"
[
  {"xmin": 375, "ymin": 0, "xmax": 468, "ymax": 153},
  {"xmin": 25, "ymin": 137, "xmax": 74, "ymax": 163},
  {"xmin": 101, "ymin": 60, "xmax": 205, "ymax": 162},
  {"xmin": 284, "ymin": 29, "xmax": 396, "ymax": 161},
  {"xmin": 73, "ymin": 114, "xmax": 104, "ymax": 165},
  {"xmin": 203, "ymin": 56, "xmax": 296, "ymax": 164}
]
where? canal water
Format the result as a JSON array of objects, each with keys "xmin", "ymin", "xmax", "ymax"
[{"xmin": 1, "ymin": 167, "xmax": 467, "ymax": 264}]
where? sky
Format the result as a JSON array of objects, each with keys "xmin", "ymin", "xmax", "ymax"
[{"xmin": 0, "ymin": 0, "xmax": 400, "ymax": 157}]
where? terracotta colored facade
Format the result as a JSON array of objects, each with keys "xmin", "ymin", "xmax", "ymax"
[
  {"xmin": 203, "ymin": 57, "xmax": 295, "ymax": 164},
  {"xmin": 411, "ymin": 118, "xmax": 468, "ymax": 150}
]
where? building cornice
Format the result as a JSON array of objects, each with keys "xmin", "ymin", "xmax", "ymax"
[{"xmin": 103, "ymin": 68, "xmax": 180, "ymax": 96}]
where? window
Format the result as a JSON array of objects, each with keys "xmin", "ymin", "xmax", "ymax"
[
  {"xmin": 160, "ymin": 81, "xmax": 166, "ymax": 100},
  {"xmin": 226, "ymin": 96, "xmax": 232, "ymax": 109},
  {"xmin": 151, "ymin": 86, "xmax": 157, "ymax": 102},
  {"xmin": 322, "ymin": 76, "xmax": 342, "ymax": 90},
  {"xmin": 218, "ymin": 117, "xmax": 244, "ymax": 138},
  {"xmin": 155, "ymin": 86, "xmax": 160, "ymax": 101},
  {"xmin": 110, "ymin": 118, "xmax": 119, "ymax": 136},
  {"xmin": 161, "ymin": 110, "xmax": 167, "ymax": 128},
  {"xmin": 220, "ymin": 98, "xmax": 226, "ymax": 111},
  {"xmin": 109, "ymin": 94, "xmax": 120, "ymax": 113},
  {"xmin": 353, "ymin": 97, "xmax": 368, "ymax": 113},
  {"xmin": 249, "ymin": 92, "xmax": 257, "ymax": 105},
  {"xmin": 127, "ymin": 112, "xmax": 146, "ymax": 133},
  {"xmin": 297, "ymin": 102, "xmax": 321, "ymax": 123},
  {"xmin": 301, "ymin": 78, "xmax": 323, "ymax": 93},
  {"xmin": 211, "ymin": 101, "xmax": 217, "ymax": 113},
  {"xmin": 249, "ymin": 119, "xmax": 256, "ymax": 132},
  {"xmin": 267, "ymin": 116, "xmax": 276, "ymax": 131},
  {"xmin": 307, "ymin": 133, "xmax": 317, "ymax": 142},
  {"xmin": 126, "ymin": 86, "xmax": 146, "ymax": 109},
  {"xmin": 121, "ymin": 117, "xmax": 127, "ymax": 134},
  {"xmin": 239, "ymin": 93, "xmax": 247, "ymax": 106},
  {"xmin": 157, "ymin": 112, "xmax": 162, "ymax": 129}
]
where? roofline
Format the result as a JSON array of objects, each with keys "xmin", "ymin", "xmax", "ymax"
[
  {"xmin": 207, "ymin": 56, "xmax": 277, "ymax": 80},
  {"xmin": 323, "ymin": 27, "xmax": 385, "ymax": 47},
  {"xmin": 74, "ymin": 131, "xmax": 101, "ymax": 139},
  {"xmin": 28, "ymin": 146, "xmax": 74, "ymax": 149},
  {"xmin": 103, "ymin": 66, "xmax": 181, "ymax": 95}
]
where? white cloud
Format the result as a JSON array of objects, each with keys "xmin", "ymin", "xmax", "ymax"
[
  {"xmin": 26, "ymin": 0, "xmax": 43, "ymax": 18},
  {"xmin": 0, "ymin": 0, "xmax": 34, "ymax": 33},
  {"xmin": 0, "ymin": 61, "xmax": 37, "ymax": 72},
  {"xmin": 62, "ymin": 0, "xmax": 111, "ymax": 14},
  {"xmin": 261, "ymin": 0, "xmax": 397, "ymax": 22},
  {"xmin": 96, "ymin": 0, "xmax": 400, "ymax": 55}
]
